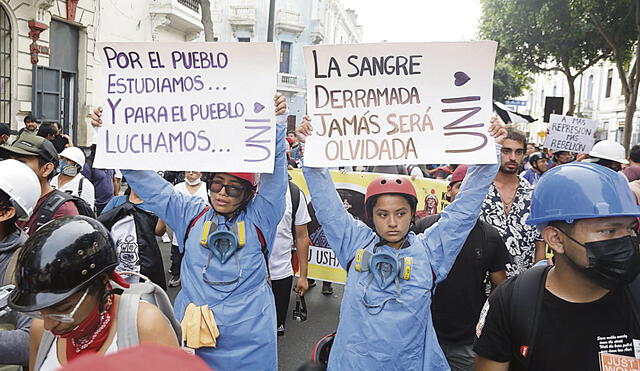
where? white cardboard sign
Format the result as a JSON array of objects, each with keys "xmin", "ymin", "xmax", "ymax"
[
  {"xmin": 302, "ymin": 41, "xmax": 498, "ymax": 167},
  {"xmin": 93, "ymin": 42, "xmax": 277, "ymax": 172},
  {"xmin": 544, "ymin": 114, "xmax": 597, "ymax": 154}
]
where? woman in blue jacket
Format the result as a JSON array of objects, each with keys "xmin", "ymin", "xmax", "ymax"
[
  {"xmin": 91, "ymin": 94, "xmax": 287, "ymax": 371},
  {"xmin": 296, "ymin": 116, "xmax": 505, "ymax": 370}
]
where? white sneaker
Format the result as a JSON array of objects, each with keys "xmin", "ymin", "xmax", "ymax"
[{"xmin": 277, "ymin": 325, "xmax": 285, "ymax": 336}]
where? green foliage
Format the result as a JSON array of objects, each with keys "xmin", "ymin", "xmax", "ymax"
[
  {"xmin": 480, "ymin": 0, "xmax": 612, "ymax": 114},
  {"xmin": 493, "ymin": 58, "xmax": 532, "ymax": 102},
  {"xmin": 480, "ymin": 0, "xmax": 607, "ymax": 76}
]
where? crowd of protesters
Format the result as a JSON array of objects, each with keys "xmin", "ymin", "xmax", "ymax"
[{"xmin": 1, "ymin": 89, "xmax": 640, "ymax": 371}]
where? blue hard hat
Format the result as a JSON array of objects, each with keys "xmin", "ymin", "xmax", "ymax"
[{"xmin": 526, "ymin": 162, "xmax": 640, "ymax": 225}]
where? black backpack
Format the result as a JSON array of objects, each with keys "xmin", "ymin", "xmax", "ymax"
[
  {"xmin": 508, "ymin": 265, "xmax": 640, "ymax": 370},
  {"xmin": 34, "ymin": 189, "xmax": 96, "ymax": 230}
]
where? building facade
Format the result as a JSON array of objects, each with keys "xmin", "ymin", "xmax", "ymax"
[
  {"xmin": 1, "ymin": 0, "xmax": 101, "ymax": 145},
  {"xmin": 517, "ymin": 60, "xmax": 639, "ymax": 146},
  {"xmin": 1, "ymin": 0, "xmax": 360, "ymax": 146},
  {"xmin": 208, "ymin": 0, "xmax": 362, "ymax": 127}
]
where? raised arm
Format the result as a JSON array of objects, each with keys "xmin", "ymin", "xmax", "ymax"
[
  {"xmin": 420, "ymin": 157, "xmax": 499, "ymax": 282},
  {"xmin": 246, "ymin": 94, "xmax": 288, "ymax": 248},
  {"xmin": 297, "ymin": 116, "xmax": 375, "ymax": 267},
  {"xmin": 420, "ymin": 119, "xmax": 506, "ymax": 282}
]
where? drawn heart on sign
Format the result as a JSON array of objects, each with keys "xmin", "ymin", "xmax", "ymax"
[
  {"xmin": 254, "ymin": 102, "xmax": 265, "ymax": 113},
  {"xmin": 454, "ymin": 71, "xmax": 471, "ymax": 87}
]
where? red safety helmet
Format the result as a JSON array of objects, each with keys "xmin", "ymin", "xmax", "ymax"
[
  {"xmin": 311, "ymin": 332, "xmax": 336, "ymax": 366},
  {"xmin": 365, "ymin": 176, "xmax": 418, "ymax": 217},
  {"xmin": 227, "ymin": 172, "xmax": 257, "ymax": 187}
]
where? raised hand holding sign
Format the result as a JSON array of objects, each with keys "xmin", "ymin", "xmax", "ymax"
[
  {"xmin": 93, "ymin": 42, "xmax": 278, "ymax": 173},
  {"xmin": 302, "ymin": 42, "xmax": 498, "ymax": 167}
]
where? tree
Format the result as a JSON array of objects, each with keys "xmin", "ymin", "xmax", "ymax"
[
  {"xmin": 493, "ymin": 58, "xmax": 532, "ymax": 102},
  {"xmin": 576, "ymin": 0, "xmax": 638, "ymax": 151},
  {"xmin": 480, "ymin": 0, "xmax": 609, "ymax": 115},
  {"xmin": 201, "ymin": 0, "xmax": 215, "ymax": 42}
]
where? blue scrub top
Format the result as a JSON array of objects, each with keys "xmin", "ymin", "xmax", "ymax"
[
  {"xmin": 302, "ymin": 148, "xmax": 500, "ymax": 370},
  {"xmin": 121, "ymin": 114, "xmax": 288, "ymax": 371}
]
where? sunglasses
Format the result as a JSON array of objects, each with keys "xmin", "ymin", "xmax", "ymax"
[
  {"xmin": 24, "ymin": 287, "xmax": 89, "ymax": 324},
  {"xmin": 210, "ymin": 181, "xmax": 246, "ymax": 198}
]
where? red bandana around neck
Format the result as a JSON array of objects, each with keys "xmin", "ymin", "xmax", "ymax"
[{"xmin": 52, "ymin": 290, "xmax": 116, "ymax": 362}]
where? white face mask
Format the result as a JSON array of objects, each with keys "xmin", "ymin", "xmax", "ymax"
[{"xmin": 185, "ymin": 178, "xmax": 202, "ymax": 186}]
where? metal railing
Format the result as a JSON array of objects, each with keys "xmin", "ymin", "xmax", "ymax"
[{"xmin": 177, "ymin": 0, "xmax": 200, "ymax": 13}]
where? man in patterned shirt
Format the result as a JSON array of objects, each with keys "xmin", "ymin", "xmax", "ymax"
[{"xmin": 480, "ymin": 128, "xmax": 546, "ymax": 277}]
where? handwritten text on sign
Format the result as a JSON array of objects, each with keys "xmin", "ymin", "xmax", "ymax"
[
  {"xmin": 94, "ymin": 42, "xmax": 277, "ymax": 172},
  {"xmin": 302, "ymin": 42, "xmax": 498, "ymax": 167},
  {"xmin": 544, "ymin": 114, "xmax": 597, "ymax": 154}
]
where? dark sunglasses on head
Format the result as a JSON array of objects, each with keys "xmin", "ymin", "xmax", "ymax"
[{"xmin": 210, "ymin": 181, "xmax": 245, "ymax": 198}]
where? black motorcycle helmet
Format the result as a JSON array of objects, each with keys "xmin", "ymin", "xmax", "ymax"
[
  {"xmin": 529, "ymin": 151, "xmax": 549, "ymax": 168},
  {"xmin": 9, "ymin": 216, "xmax": 117, "ymax": 312}
]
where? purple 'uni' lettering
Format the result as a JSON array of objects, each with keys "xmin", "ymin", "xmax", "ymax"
[{"xmin": 244, "ymin": 125, "xmax": 271, "ymax": 162}]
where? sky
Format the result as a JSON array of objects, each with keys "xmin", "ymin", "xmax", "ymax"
[{"xmin": 340, "ymin": 0, "xmax": 483, "ymax": 43}]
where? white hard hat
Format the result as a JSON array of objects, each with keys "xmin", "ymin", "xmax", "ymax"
[
  {"xmin": 588, "ymin": 140, "xmax": 629, "ymax": 164},
  {"xmin": 59, "ymin": 147, "xmax": 86, "ymax": 167},
  {"xmin": 0, "ymin": 159, "xmax": 41, "ymax": 220}
]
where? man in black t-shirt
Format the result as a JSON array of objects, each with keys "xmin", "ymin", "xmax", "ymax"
[
  {"xmin": 414, "ymin": 165, "xmax": 509, "ymax": 371},
  {"xmin": 475, "ymin": 162, "xmax": 640, "ymax": 371}
]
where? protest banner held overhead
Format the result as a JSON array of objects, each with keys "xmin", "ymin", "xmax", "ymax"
[
  {"xmin": 544, "ymin": 114, "xmax": 597, "ymax": 154},
  {"xmin": 93, "ymin": 42, "xmax": 277, "ymax": 172},
  {"xmin": 289, "ymin": 169, "xmax": 449, "ymax": 284},
  {"xmin": 302, "ymin": 41, "xmax": 498, "ymax": 168}
]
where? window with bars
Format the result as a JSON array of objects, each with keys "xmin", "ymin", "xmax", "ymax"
[{"xmin": 0, "ymin": 6, "xmax": 10, "ymax": 127}]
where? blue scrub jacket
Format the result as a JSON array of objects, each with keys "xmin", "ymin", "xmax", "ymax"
[
  {"xmin": 122, "ymin": 114, "xmax": 287, "ymax": 371},
  {"xmin": 302, "ymin": 148, "xmax": 500, "ymax": 371}
]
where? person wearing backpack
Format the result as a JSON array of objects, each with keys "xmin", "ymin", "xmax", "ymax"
[
  {"xmin": 7, "ymin": 216, "xmax": 179, "ymax": 371},
  {"xmin": 268, "ymin": 180, "xmax": 311, "ymax": 336},
  {"xmin": 50, "ymin": 147, "xmax": 95, "ymax": 210},
  {"xmin": 90, "ymin": 93, "xmax": 288, "ymax": 371},
  {"xmin": 0, "ymin": 159, "xmax": 41, "ymax": 370},
  {"xmin": 294, "ymin": 116, "xmax": 505, "ymax": 370},
  {"xmin": 99, "ymin": 187, "xmax": 168, "ymax": 290},
  {"xmin": 474, "ymin": 162, "xmax": 640, "ymax": 371},
  {"xmin": 0, "ymin": 133, "xmax": 79, "ymax": 235}
]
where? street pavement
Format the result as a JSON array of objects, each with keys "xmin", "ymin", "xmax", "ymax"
[{"xmin": 158, "ymin": 238, "xmax": 343, "ymax": 371}]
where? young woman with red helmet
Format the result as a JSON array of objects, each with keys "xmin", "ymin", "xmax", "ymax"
[
  {"xmin": 296, "ymin": 116, "xmax": 506, "ymax": 370},
  {"xmin": 90, "ymin": 94, "xmax": 288, "ymax": 371}
]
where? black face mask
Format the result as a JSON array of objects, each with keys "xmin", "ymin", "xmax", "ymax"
[{"xmin": 561, "ymin": 230, "xmax": 640, "ymax": 290}]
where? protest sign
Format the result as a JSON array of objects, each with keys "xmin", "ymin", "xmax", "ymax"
[
  {"xmin": 544, "ymin": 114, "xmax": 597, "ymax": 154},
  {"xmin": 302, "ymin": 41, "xmax": 498, "ymax": 167},
  {"xmin": 289, "ymin": 169, "xmax": 449, "ymax": 284},
  {"xmin": 599, "ymin": 353, "xmax": 640, "ymax": 371},
  {"xmin": 93, "ymin": 42, "xmax": 277, "ymax": 172}
]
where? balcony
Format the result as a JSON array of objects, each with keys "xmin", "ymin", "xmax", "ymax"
[
  {"xmin": 229, "ymin": 5, "xmax": 257, "ymax": 35},
  {"xmin": 150, "ymin": 0, "xmax": 203, "ymax": 34},
  {"xmin": 310, "ymin": 19, "xmax": 325, "ymax": 44},
  {"xmin": 177, "ymin": 0, "xmax": 199, "ymax": 12},
  {"xmin": 275, "ymin": 9, "xmax": 304, "ymax": 37},
  {"xmin": 278, "ymin": 73, "xmax": 304, "ymax": 93}
]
